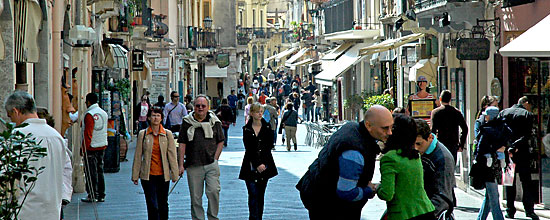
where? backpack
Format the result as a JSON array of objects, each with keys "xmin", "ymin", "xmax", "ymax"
[{"xmin": 263, "ymin": 108, "xmax": 271, "ymax": 123}]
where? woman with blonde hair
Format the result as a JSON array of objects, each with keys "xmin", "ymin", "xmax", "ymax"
[
  {"xmin": 244, "ymin": 96, "xmax": 255, "ymax": 124},
  {"xmin": 132, "ymin": 107, "xmax": 179, "ymax": 220},
  {"xmin": 239, "ymin": 102, "xmax": 278, "ymax": 220}
]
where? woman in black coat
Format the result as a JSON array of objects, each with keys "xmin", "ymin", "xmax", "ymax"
[
  {"xmin": 239, "ymin": 102, "xmax": 278, "ymax": 220},
  {"xmin": 215, "ymin": 98, "xmax": 236, "ymax": 147}
]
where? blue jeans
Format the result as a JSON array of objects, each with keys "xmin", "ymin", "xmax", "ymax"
[
  {"xmin": 246, "ymin": 180, "xmax": 268, "ymax": 220},
  {"xmin": 314, "ymin": 107, "xmax": 321, "ymax": 122},
  {"xmin": 223, "ymin": 127, "xmax": 229, "ymax": 146},
  {"xmin": 139, "ymin": 121, "xmax": 149, "ymax": 131},
  {"xmin": 477, "ymin": 181, "xmax": 504, "ymax": 220},
  {"xmin": 141, "ymin": 175, "xmax": 170, "ymax": 220}
]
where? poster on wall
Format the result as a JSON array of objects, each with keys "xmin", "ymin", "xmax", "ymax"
[
  {"xmin": 150, "ymin": 76, "xmax": 167, "ymax": 101},
  {"xmin": 409, "ymin": 99, "xmax": 436, "ymax": 118}
]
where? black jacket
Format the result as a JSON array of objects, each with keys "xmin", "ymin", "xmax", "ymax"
[
  {"xmin": 239, "ymin": 119, "xmax": 278, "ymax": 181},
  {"xmin": 296, "ymin": 121, "xmax": 380, "ymax": 218},
  {"xmin": 431, "ymin": 105, "xmax": 468, "ymax": 152},
  {"xmin": 498, "ymin": 104, "xmax": 535, "ymax": 164},
  {"xmin": 421, "ymin": 141, "xmax": 456, "ymax": 218},
  {"xmin": 215, "ymin": 104, "xmax": 236, "ymax": 123},
  {"xmin": 475, "ymin": 119, "xmax": 513, "ymax": 160}
]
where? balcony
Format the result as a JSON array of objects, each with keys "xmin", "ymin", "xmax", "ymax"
[
  {"xmin": 236, "ymin": 27, "xmax": 274, "ymax": 45},
  {"xmin": 187, "ymin": 27, "xmax": 218, "ymax": 49},
  {"xmin": 413, "ymin": 0, "xmax": 484, "ymax": 32}
]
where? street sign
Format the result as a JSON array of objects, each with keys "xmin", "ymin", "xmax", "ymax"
[
  {"xmin": 132, "ymin": 49, "xmax": 144, "ymax": 71},
  {"xmin": 216, "ymin": 53, "xmax": 230, "ymax": 68},
  {"xmin": 456, "ymin": 38, "xmax": 490, "ymax": 60}
]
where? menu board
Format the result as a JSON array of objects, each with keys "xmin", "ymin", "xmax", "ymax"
[{"xmin": 409, "ymin": 99, "xmax": 436, "ymax": 118}]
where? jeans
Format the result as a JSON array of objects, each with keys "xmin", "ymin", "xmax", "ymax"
[
  {"xmin": 314, "ymin": 107, "xmax": 321, "ymax": 122},
  {"xmin": 477, "ymin": 181, "xmax": 504, "ymax": 220},
  {"xmin": 505, "ymin": 169, "xmax": 536, "ymax": 214},
  {"xmin": 306, "ymin": 106, "xmax": 314, "ymax": 121},
  {"xmin": 223, "ymin": 127, "xmax": 229, "ymax": 146},
  {"xmin": 83, "ymin": 150, "xmax": 105, "ymax": 199},
  {"xmin": 141, "ymin": 175, "xmax": 170, "ymax": 220},
  {"xmin": 186, "ymin": 161, "xmax": 221, "ymax": 220},
  {"xmin": 245, "ymin": 180, "xmax": 268, "ymax": 220}
]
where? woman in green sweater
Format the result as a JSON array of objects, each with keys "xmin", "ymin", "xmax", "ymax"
[{"xmin": 377, "ymin": 114, "xmax": 435, "ymax": 220}]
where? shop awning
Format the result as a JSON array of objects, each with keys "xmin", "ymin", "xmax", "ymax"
[
  {"xmin": 322, "ymin": 42, "xmax": 354, "ymax": 60},
  {"xmin": 408, "ymin": 58, "xmax": 438, "ymax": 85},
  {"xmin": 315, "ymin": 43, "xmax": 372, "ymax": 86},
  {"xmin": 105, "ymin": 44, "xmax": 129, "ymax": 69},
  {"xmin": 264, "ymin": 53, "xmax": 278, "ymax": 63},
  {"xmin": 499, "ymin": 14, "xmax": 550, "ymax": 57},
  {"xmin": 285, "ymin": 48, "xmax": 309, "ymax": 66},
  {"xmin": 290, "ymin": 58, "xmax": 314, "ymax": 67},
  {"xmin": 205, "ymin": 65, "xmax": 228, "ymax": 78},
  {"xmin": 359, "ymin": 33, "xmax": 424, "ymax": 56},
  {"xmin": 275, "ymin": 47, "xmax": 298, "ymax": 61},
  {"xmin": 142, "ymin": 60, "xmax": 153, "ymax": 88},
  {"xmin": 14, "ymin": 0, "xmax": 42, "ymax": 63}
]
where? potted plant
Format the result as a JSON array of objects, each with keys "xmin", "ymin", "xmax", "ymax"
[
  {"xmin": 363, "ymin": 94, "xmax": 395, "ymax": 111},
  {"xmin": 0, "ymin": 119, "xmax": 47, "ymax": 219}
]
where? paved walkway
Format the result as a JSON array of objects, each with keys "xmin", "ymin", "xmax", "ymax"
[{"xmin": 64, "ymin": 110, "xmax": 548, "ymax": 220}]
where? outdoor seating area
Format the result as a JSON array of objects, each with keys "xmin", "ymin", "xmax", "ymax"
[{"xmin": 304, "ymin": 122, "xmax": 344, "ymax": 148}]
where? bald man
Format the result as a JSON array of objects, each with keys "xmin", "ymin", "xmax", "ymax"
[{"xmin": 296, "ymin": 105, "xmax": 393, "ymax": 219}]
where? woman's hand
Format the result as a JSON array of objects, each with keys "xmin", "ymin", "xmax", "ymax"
[
  {"xmin": 257, "ymin": 164, "xmax": 266, "ymax": 173},
  {"xmin": 179, "ymin": 165, "xmax": 185, "ymax": 176},
  {"xmin": 133, "ymin": 180, "xmax": 138, "ymax": 185}
]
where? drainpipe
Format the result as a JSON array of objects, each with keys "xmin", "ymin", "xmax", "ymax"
[{"xmin": 52, "ymin": 0, "xmax": 64, "ymax": 133}]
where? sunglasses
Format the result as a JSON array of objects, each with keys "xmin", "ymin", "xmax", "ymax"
[
  {"xmin": 195, "ymin": 104, "xmax": 207, "ymax": 109},
  {"xmin": 172, "ymin": 96, "xmax": 180, "ymax": 98}
]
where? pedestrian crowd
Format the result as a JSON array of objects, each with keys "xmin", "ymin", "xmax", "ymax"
[{"xmin": 3, "ymin": 66, "xmax": 541, "ymax": 220}]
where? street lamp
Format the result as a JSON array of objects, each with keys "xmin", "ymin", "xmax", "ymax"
[{"xmin": 203, "ymin": 17, "xmax": 213, "ymax": 30}]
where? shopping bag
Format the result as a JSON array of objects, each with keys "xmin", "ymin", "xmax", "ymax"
[{"xmin": 502, "ymin": 162, "xmax": 515, "ymax": 186}]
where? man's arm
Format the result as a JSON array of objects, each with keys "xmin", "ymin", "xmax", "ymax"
[
  {"xmin": 82, "ymin": 114, "xmax": 94, "ymax": 154},
  {"xmin": 178, "ymin": 143, "xmax": 186, "ymax": 176},
  {"xmin": 335, "ymin": 150, "xmax": 375, "ymax": 202},
  {"xmin": 430, "ymin": 161, "xmax": 454, "ymax": 216},
  {"xmin": 215, "ymin": 141, "xmax": 224, "ymax": 160},
  {"xmin": 458, "ymin": 113, "xmax": 468, "ymax": 151}
]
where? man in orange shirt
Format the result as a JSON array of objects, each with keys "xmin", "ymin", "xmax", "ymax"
[
  {"xmin": 258, "ymin": 91, "xmax": 267, "ymax": 104},
  {"xmin": 81, "ymin": 93, "xmax": 108, "ymax": 203}
]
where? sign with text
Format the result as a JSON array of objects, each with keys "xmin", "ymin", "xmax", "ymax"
[
  {"xmin": 456, "ymin": 38, "xmax": 490, "ymax": 60},
  {"xmin": 152, "ymin": 70, "xmax": 169, "ymax": 76},
  {"xmin": 147, "ymin": 50, "xmax": 161, "ymax": 58},
  {"xmin": 155, "ymin": 58, "xmax": 170, "ymax": 69},
  {"xmin": 409, "ymin": 99, "xmax": 436, "ymax": 118},
  {"xmin": 132, "ymin": 49, "xmax": 144, "ymax": 71}
]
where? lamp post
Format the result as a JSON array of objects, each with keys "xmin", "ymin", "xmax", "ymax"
[{"xmin": 203, "ymin": 16, "xmax": 213, "ymax": 30}]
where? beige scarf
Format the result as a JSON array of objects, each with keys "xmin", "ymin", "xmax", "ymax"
[{"xmin": 183, "ymin": 111, "xmax": 221, "ymax": 141}]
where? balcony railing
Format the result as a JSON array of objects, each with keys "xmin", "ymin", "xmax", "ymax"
[
  {"xmin": 236, "ymin": 27, "xmax": 275, "ymax": 45},
  {"xmin": 415, "ymin": 0, "xmax": 467, "ymax": 10},
  {"xmin": 187, "ymin": 27, "xmax": 218, "ymax": 48}
]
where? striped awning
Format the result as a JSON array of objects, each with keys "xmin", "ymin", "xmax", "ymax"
[
  {"xmin": 14, "ymin": 0, "xmax": 42, "ymax": 63},
  {"xmin": 105, "ymin": 44, "xmax": 129, "ymax": 69}
]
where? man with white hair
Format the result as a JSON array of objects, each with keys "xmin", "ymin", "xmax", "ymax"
[{"xmin": 5, "ymin": 91, "xmax": 72, "ymax": 220}]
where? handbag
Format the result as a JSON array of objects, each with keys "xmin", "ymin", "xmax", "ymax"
[
  {"xmin": 278, "ymin": 123, "xmax": 285, "ymax": 134},
  {"xmin": 469, "ymin": 162, "xmax": 488, "ymax": 190}
]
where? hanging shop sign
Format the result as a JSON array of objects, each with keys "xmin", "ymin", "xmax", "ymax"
[
  {"xmin": 132, "ymin": 49, "xmax": 144, "ymax": 71},
  {"xmin": 147, "ymin": 50, "xmax": 161, "ymax": 58},
  {"xmin": 456, "ymin": 38, "xmax": 490, "ymax": 60},
  {"xmin": 216, "ymin": 53, "xmax": 230, "ymax": 68}
]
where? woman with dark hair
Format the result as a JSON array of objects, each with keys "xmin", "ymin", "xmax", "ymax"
[
  {"xmin": 239, "ymin": 103, "xmax": 278, "ymax": 220},
  {"xmin": 281, "ymin": 102, "xmax": 299, "ymax": 151},
  {"xmin": 132, "ymin": 107, "xmax": 179, "ymax": 220},
  {"xmin": 377, "ymin": 114, "xmax": 435, "ymax": 220},
  {"xmin": 215, "ymin": 98, "xmax": 235, "ymax": 147}
]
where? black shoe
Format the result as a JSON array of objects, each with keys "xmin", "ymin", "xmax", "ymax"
[
  {"xmin": 505, "ymin": 212, "xmax": 514, "ymax": 219},
  {"xmin": 526, "ymin": 212, "xmax": 539, "ymax": 220},
  {"xmin": 81, "ymin": 197, "xmax": 96, "ymax": 203},
  {"xmin": 97, "ymin": 197, "xmax": 105, "ymax": 202}
]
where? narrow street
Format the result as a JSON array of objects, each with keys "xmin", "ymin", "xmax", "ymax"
[{"xmin": 65, "ymin": 110, "xmax": 546, "ymax": 220}]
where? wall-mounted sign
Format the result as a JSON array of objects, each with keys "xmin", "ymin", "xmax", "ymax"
[
  {"xmin": 147, "ymin": 50, "xmax": 161, "ymax": 58},
  {"xmin": 216, "ymin": 53, "xmax": 230, "ymax": 68},
  {"xmin": 132, "ymin": 49, "xmax": 144, "ymax": 71},
  {"xmin": 155, "ymin": 58, "xmax": 170, "ymax": 69},
  {"xmin": 456, "ymin": 38, "xmax": 490, "ymax": 60}
]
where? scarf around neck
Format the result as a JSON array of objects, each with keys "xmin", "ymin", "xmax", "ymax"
[{"xmin": 183, "ymin": 111, "xmax": 221, "ymax": 141}]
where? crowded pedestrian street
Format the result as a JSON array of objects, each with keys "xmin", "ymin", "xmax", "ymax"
[{"xmin": 60, "ymin": 110, "xmax": 546, "ymax": 220}]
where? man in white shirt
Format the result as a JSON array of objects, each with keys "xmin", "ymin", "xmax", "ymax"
[{"xmin": 5, "ymin": 91, "xmax": 72, "ymax": 220}]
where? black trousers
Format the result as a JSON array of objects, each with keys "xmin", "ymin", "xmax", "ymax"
[
  {"xmin": 83, "ymin": 150, "xmax": 106, "ymax": 199},
  {"xmin": 505, "ymin": 167, "xmax": 536, "ymax": 214},
  {"xmin": 141, "ymin": 175, "xmax": 170, "ymax": 220},
  {"xmin": 246, "ymin": 180, "xmax": 268, "ymax": 220}
]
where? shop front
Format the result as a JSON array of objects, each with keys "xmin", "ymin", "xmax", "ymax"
[{"xmin": 500, "ymin": 13, "xmax": 550, "ymax": 207}]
